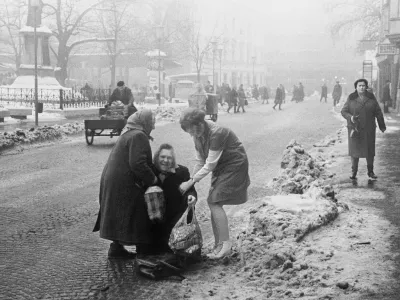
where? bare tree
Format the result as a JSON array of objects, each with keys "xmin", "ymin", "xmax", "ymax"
[
  {"xmin": 325, "ymin": 0, "xmax": 381, "ymax": 41},
  {"xmin": 0, "ymin": 0, "xmax": 26, "ymax": 74},
  {"xmin": 42, "ymin": 0, "xmax": 113, "ymax": 86},
  {"xmin": 96, "ymin": 0, "xmax": 151, "ymax": 87}
]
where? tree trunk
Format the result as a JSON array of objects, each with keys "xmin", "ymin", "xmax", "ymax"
[
  {"xmin": 197, "ymin": 69, "xmax": 201, "ymax": 83},
  {"xmin": 110, "ymin": 54, "xmax": 116, "ymax": 88}
]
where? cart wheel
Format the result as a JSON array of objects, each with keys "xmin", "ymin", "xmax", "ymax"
[{"xmin": 85, "ymin": 129, "xmax": 94, "ymax": 145}]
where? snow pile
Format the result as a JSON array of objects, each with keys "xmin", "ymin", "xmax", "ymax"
[
  {"xmin": 0, "ymin": 122, "xmax": 84, "ymax": 151},
  {"xmin": 153, "ymin": 106, "xmax": 184, "ymax": 122},
  {"xmin": 269, "ymin": 139, "xmax": 334, "ymax": 195}
]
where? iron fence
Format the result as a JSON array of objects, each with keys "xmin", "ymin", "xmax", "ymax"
[{"xmin": 0, "ymin": 87, "xmax": 111, "ymax": 109}]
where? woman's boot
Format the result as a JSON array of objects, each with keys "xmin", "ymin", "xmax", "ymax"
[{"xmin": 367, "ymin": 165, "xmax": 378, "ymax": 180}]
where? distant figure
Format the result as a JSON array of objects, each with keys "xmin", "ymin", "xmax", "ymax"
[
  {"xmin": 291, "ymin": 85, "xmax": 298, "ymax": 102},
  {"xmin": 273, "ymin": 84, "xmax": 283, "ymax": 110},
  {"xmin": 298, "ymin": 82, "xmax": 305, "ymax": 102},
  {"xmin": 227, "ymin": 85, "xmax": 238, "ymax": 113},
  {"xmin": 252, "ymin": 84, "xmax": 259, "ymax": 100},
  {"xmin": 189, "ymin": 83, "xmax": 208, "ymax": 111},
  {"xmin": 237, "ymin": 84, "xmax": 246, "ymax": 113},
  {"xmin": 332, "ymin": 81, "xmax": 342, "ymax": 107},
  {"xmin": 205, "ymin": 80, "xmax": 214, "ymax": 93},
  {"xmin": 320, "ymin": 83, "xmax": 328, "ymax": 103},
  {"xmin": 381, "ymin": 80, "xmax": 391, "ymax": 114},
  {"xmin": 261, "ymin": 85, "xmax": 269, "ymax": 104},
  {"xmin": 280, "ymin": 84, "xmax": 286, "ymax": 103}
]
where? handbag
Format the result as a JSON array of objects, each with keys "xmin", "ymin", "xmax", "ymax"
[
  {"xmin": 244, "ymin": 99, "xmax": 248, "ymax": 105},
  {"xmin": 144, "ymin": 186, "xmax": 165, "ymax": 222},
  {"xmin": 168, "ymin": 205, "xmax": 202, "ymax": 257},
  {"xmin": 350, "ymin": 99, "xmax": 367, "ymax": 139},
  {"xmin": 135, "ymin": 258, "xmax": 185, "ymax": 281}
]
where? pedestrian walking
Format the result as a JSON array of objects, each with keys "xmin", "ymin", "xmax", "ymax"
[
  {"xmin": 281, "ymin": 84, "xmax": 286, "ymax": 103},
  {"xmin": 298, "ymin": 82, "xmax": 305, "ymax": 102},
  {"xmin": 291, "ymin": 84, "xmax": 298, "ymax": 102},
  {"xmin": 381, "ymin": 80, "xmax": 391, "ymax": 114},
  {"xmin": 332, "ymin": 81, "xmax": 342, "ymax": 107},
  {"xmin": 341, "ymin": 79, "xmax": 386, "ymax": 180},
  {"xmin": 252, "ymin": 85, "xmax": 260, "ymax": 100},
  {"xmin": 273, "ymin": 84, "xmax": 283, "ymax": 110},
  {"xmin": 93, "ymin": 109, "xmax": 158, "ymax": 258},
  {"xmin": 227, "ymin": 85, "xmax": 238, "ymax": 113},
  {"xmin": 237, "ymin": 84, "xmax": 246, "ymax": 113},
  {"xmin": 320, "ymin": 83, "xmax": 328, "ymax": 103},
  {"xmin": 261, "ymin": 85, "xmax": 269, "ymax": 104},
  {"xmin": 179, "ymin": 108, "xmax": 250, "ymax": 259}
]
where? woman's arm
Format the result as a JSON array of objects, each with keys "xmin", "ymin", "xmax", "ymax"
[
  {"xmin": 128, "ymin": 133, "xmax": 157, "ymax": 186},
  {"xmin": 341, "ymin": 97, "xmax": 353, "ymax": 122},
  {"xmin": 192, "ymin": 150, "xmax": 223, "ymax": 183}
]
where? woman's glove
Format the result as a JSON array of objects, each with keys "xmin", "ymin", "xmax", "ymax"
[{"xmin": 187, "ymin": 195, "xmax": 197, "ymax": 206}]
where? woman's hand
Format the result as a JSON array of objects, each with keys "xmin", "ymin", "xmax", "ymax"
[
  {"xmin": 187, "ymin": 195, "xmax": 197, "ymax": 206},
  {"xmin": 179, "ymin": 180, "xmax": 193, "ymax": 194}
]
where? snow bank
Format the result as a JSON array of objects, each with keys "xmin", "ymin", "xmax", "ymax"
[{"xmin": 0, "ymin": 106, "xmax": 186, "ymax": 151}]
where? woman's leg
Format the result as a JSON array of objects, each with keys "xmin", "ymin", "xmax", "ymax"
[
  {"xmin": 208, "ymin": 202, "xmax": 229, "ymax": 242},
  {"xmin": 210, "ymin": 213, "xmax": 219, "ymax": 247}
]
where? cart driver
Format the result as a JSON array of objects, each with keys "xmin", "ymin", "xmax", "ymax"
[{"xmin": 108, "ymin": 81, "xmax": 137, "ymax": 119}]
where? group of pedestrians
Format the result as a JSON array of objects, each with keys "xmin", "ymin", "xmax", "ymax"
[
  {"xmin": 320, "ymin": 81, "xmax": 343, "ymax": 106},
  {"xmin": 291, "ymin": 82, "xmax": 305, "ymax": 103},
  {"xmin": 217, "ymin": 83, "xmax": 248, "ymax": 113}
]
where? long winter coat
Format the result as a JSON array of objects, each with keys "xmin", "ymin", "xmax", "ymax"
[
  {"xmin": 341, "ymin": 91, "xmax": 386, "ymax": 158},
  {"xmin": 332, "ymin": 84, "xmax": 342, "ymax": 101},
  {"xmin": 93, "ymin": 126, "xmax": 157, "ymax": 245},
  {"xmin": 274, "ymin": 87, "xmax": 283, "ymax": 104}
]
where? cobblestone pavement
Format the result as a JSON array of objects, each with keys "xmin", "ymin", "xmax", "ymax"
[{"xmin": 0, "ymin": 97, "xmax": 343, "ymax": 300}]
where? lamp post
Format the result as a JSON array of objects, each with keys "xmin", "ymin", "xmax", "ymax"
[
  {"xmin": 211, "ymin": 39, "xmax": 218, "ymax": 90},
  {"xmin": 32, "ymin": 0, "xmax": 40, "ymax": 126},
  {"xmin": 155, "ymin": 25, "xmax": 164, "ymax": 106},
  {"xmin": 251, "ymin": 56, "xmax": 256, "ymax": 86},
  {"xmin": 217, "ymin": 45, "xmax": 223, "ymax": 87}
]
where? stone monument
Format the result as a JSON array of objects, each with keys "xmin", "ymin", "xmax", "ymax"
[{"xmin": 9, "ymin": 0, "xmax": 65, "ymax": 89}]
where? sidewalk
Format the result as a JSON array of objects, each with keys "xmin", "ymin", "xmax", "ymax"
[{"xmin": 176, "ymin": 108, "xmax": 400, "ymax": 300}]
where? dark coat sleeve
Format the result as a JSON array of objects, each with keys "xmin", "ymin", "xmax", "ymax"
[
  {"xmin": 341, "ymin": 96, "xmax": 353, "ymax": 125},
  {"xmin": 373, "ymin": 97, "xmax": 386, "ymax": 131},
  {"xmin": 128, "ymin": 132, "xmax": 156, "ymax": 186}
]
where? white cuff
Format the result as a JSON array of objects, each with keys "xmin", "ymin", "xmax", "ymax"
[{"xmin": 193, "ymin": 150, "xmax": 222, "ymax": 182}]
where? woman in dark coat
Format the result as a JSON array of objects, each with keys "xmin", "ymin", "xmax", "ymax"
[
  {"xmin": 273, "ymin": 84, "xmax": 283, "ymax": 110},
  {"xmin": 93, "ymin": 109, "xmax": 158, "ymax": 258},
  {"xmin": 341, "ymin": 79, "xmax": 386, "ymax": 180},
  {"xmin": 151, "ymin": 143, "xmax": 197, "ymax": 253},
  {"xmin": 237, "ymin": 84, "xmax": 246, "ymax": 113}
]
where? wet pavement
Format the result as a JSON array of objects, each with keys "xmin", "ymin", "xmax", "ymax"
[
  {"xmin": 331, "ymin": 109, "xmax": 400, "ymax": 299},
  {"xmin": 2, "ymin": 97, "xmax": 392, "ymax": 300}
]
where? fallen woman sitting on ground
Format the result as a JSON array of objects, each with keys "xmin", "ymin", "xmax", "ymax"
[{"xmin": 143, "ymin": 143, "xmax": 197, "ymax": 256}]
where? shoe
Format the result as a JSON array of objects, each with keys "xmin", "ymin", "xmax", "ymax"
[
  {"xmin": 108, "ymin": 243, "xmax": 136, "ymax": 259},
  {"xmin": 207, "ymin": 240, "xmax": 232, "ymax": 259},
  {"xmin": 350, "ymin": 174, "xmax": 357, "ymax": 180},
  {"xmin": 273, "ymin": 106, "xmax": 276, "ymax": 110},
  {"xmin": 368, "ymin": 172, "xmax": 378, "ymax": 180}
]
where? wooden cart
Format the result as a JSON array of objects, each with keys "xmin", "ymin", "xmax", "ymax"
[
  {"xmin": 83, "ymin": 106, "xmax": 137, "ymax": 145},
  {"xmin": 84, "ymin": 119, "xmax": 125, "ymax": 145}
]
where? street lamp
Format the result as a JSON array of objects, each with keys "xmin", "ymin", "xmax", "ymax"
[
  {"xmin": 217, "ymin": 45, "xmax": 223, "ymax": 87},
  {"xmin": 251, "ymin": 56, "xmax": 256, "ymax": 86},
  {"xmin": 211, "ymin": 39, "xmax": 218, "ymax": 90},
  {"xmin": 155, "ymin": 25, "xmax": 164, "ymax": 106},
  {"xmin": 32, "ymin": 0, "xmax": 40, "ymax": 126}
]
